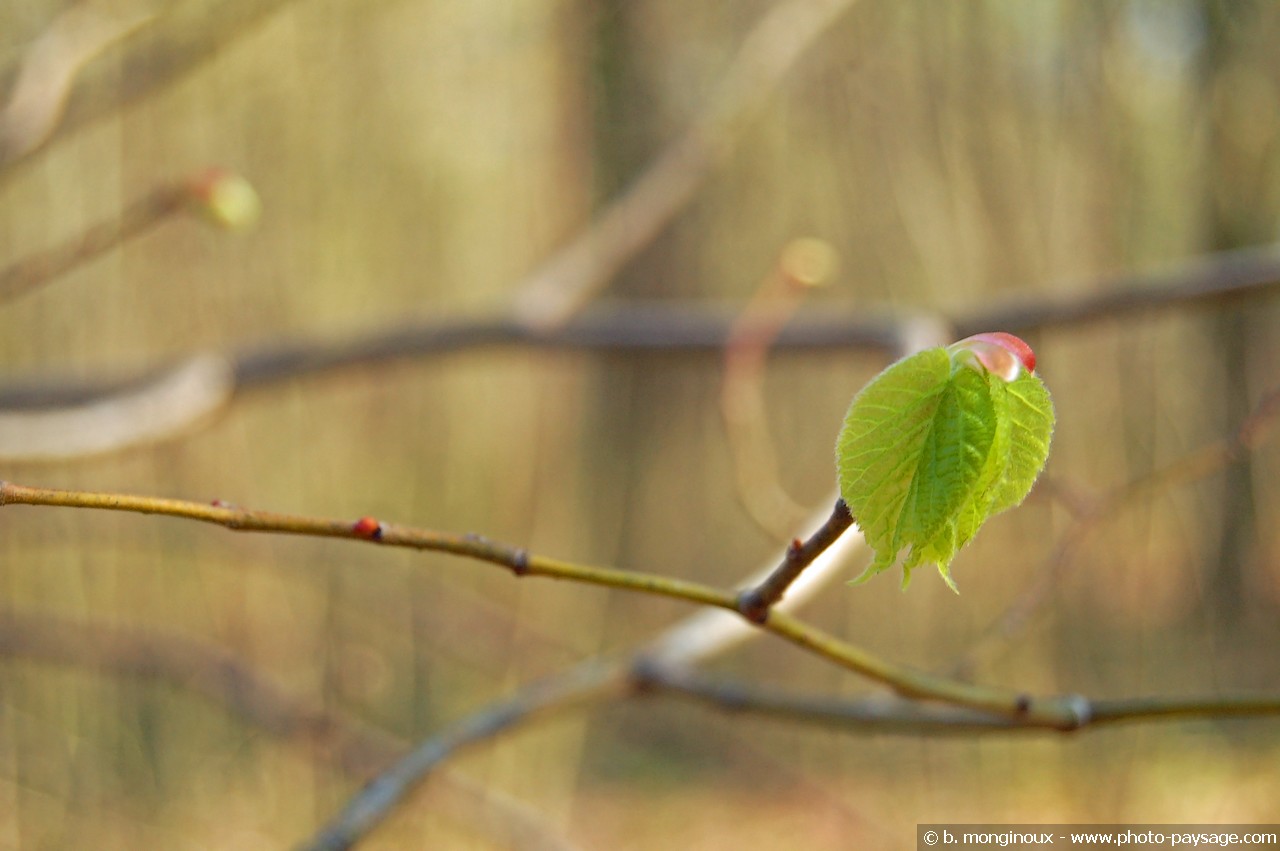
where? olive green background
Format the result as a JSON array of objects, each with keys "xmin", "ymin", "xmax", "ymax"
[{"xmin": 2, "ymin": 2, "xmax": 1279, "ymax": 848}]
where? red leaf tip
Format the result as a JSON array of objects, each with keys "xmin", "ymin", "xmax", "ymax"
[
  {"xmin": 968, "ymin": 332, "xmax": 1035, "ymax": 372},
  {"xmin": 948, "ymin": 332, "xmax": 1036, "ymax": 381}
]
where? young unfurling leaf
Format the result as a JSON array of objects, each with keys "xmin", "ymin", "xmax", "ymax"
[{"xmin": 835, "ymin": 332, "xmax": 1053, "ymax": 591}]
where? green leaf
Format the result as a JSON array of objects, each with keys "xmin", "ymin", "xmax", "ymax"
[
  {"xmin": 907, "ymin": 368, "xmax": 1005, "ymax": 590},
  {"xmin": 835, "ymin": 348, "xmax": 952, "ymax": 583},
  {"xmin": 989, "ymin": 370, "xmax": 1055, "ymax": 515},
  {"xmin": 835, "ymin": 343, "xmax": 1054, "ymax": 592}
]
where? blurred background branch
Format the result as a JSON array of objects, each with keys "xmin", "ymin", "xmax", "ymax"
[
  {"xmin": 0, "ymin": 609, "xmax": 581, "ymax": 851},
  {"xmin": 510, "ymin": 0, "xmax": 861, "ymax": 329},
  {"xmin": 0, "ymin": 0, "xmax": 156, "ymax": 168},
  {"xmin": 952, "ymin": 378, "xmax": 1280, "ymax": 680},
  {"xmin": 0, "ymin": 167, "xmax": 258, "ymax": 305},
  {"xmin": 0, "ymin": 352, "xmax": 233, "ymax": 461},
  {"xmin": 719, "ymin": 237, "xmax": 837, "ymax": 540},
  {"xmin": 0, "ymin": 175, "xmax": 185, "ymax": 303},
  {"xmin": 2, "ymin": 241, "xmax": 1277, "ymax": 414},
  {"xmin": 302, "ymin": 660, "xmax": 626, "ymax": 851},
  {"xmin": 638, "ymin": 665, "xmax": 1280, "ymax": 733},
  {"xmin": 0, "ymin": 0, "xmax": 299, "ymax": 176}
]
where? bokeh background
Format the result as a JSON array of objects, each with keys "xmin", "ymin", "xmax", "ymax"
[{"xmin": 3, "ymin": 1, "xmax": 1280, "ymax": 848}]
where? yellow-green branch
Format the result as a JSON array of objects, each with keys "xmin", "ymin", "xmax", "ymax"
[{"xmin": 0, "ymin": 479, "xmax": 1080, "ymax": 727}]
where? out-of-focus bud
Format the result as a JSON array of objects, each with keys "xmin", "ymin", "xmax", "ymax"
[
  {"xmin": 778, "ymin": 237, "xmax": 839, "ymax": 289},
  {"xmin": 185, "ymin": 167, "xmax": 261, "ymax": 230}
]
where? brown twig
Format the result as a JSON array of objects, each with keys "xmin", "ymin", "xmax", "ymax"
[
  {"xmin": 6, "ymin": 480, "xmax": 1276, "ymax": 850},
  {"xmin": 956, "ymin": 242, "xmax": 1280, "ymax": 334},
  {"xmin": 0, "ymin": 481, "xmax": 729, "ymax": 608},
  {"xmin": 735, "ymin": 498, "xmax": 854, "ymax": 623},
  {"xmin": 299, "ymin": 618, "xmax": 1280, "ymax": 851}
]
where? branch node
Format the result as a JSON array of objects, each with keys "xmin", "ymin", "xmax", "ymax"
[
  {"xmin": 734, "ymin": 497, "xmax": 855, "ymax": 615},
  {"xmin": 734, "ymin": 589, "xmax": 770, "ymax": 624},
  {"xmin": 352, "ymin": 516, "xmax": 383, "ymax": 540},
  {"xmin": 511, "ymin": 548, "xmax": 530, "ymax": 577},
  {"xmin": 1060, "ymin": 694, "xmax": 1093, "ymax": 731},
  {"xmin": 628, "ymin": 658, "xmax": 662, "ymax": 695}
]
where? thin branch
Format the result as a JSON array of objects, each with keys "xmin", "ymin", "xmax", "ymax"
[
  {"xmin": 0, "ymin": 481, "xmax": 734, "ymax": 607},
  {"xmin": 0, "ymin": 609, "xmax": 581, "ymax": 851},
  {"xmin": 510, "ymin": 0, "xmax": 861, "ymax": 329},
  {"xmin": 0, "ymin": 180, "xmax": 184, "ymax": 303},
  {"xmin": 0, "ymin": 168, "xmax": 259, "ymax": 306},
  {"xmin": 8, "ymin": 478, "xmax": 1280, "ymax": 850},
  {"xmin": 300, "ymin": 660, "xmax": 626, "ymax": 851},
  {"xmin": 0, "ymin": 480, "xmax": 1085, "ymax": 726},
  {"xmin": 760, "ymin": 608, "xmax": 1087, "ymax": 725},
  {"xmin": 956, "ymin": 242, "xmax": 1280, "ymax": 335},
  {"xmin": 636, "ymin": 664, "xmax": 1280, "ymax": 734},
  {"xmin": 735, "ymin": 498, "xmax": 853, "ymax": 622},
  {"xmin": 0, "ymin": 305, "xmax": 899, "ymax": 412},
  {"xmin": 1086, "ymin": 695, "xmax": 1280, "ymax": 726},
  {"xmin": 298, "ymin": 623, "xmax": 1280, "ymax": 851},
  {"xmin": 4, "ymin": 241, "xmax": 1279, "ymax": 415},
  {"xmin": 638, "ymin": 664, "xmax": 1029, "ymax": 735},
  {"xmin": 636, "ymin": 496, "xmax": 868, "ymax": 669}
]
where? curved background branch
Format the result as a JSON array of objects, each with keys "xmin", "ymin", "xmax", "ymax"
[
  {"xmin": 0, "ymin": 1, "xmax": 156, "ymax": 166},
  {"xmin": 0, "ymin": 352, "xmax": 233, "ymax": 461},
  {"xmin": 0, "ymin": 0, "xmax": 301, "ymax": 176},
  {"xmin": 3, "ymin": 243, "xmax": 1277, "ymax": 414}
]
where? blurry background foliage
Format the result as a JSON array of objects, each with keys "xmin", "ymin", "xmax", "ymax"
[{"xmin": 2, "ymin": 0, "xmax": 1280, "ymax": 848}]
